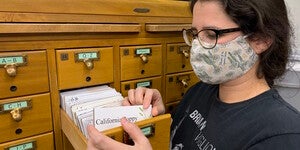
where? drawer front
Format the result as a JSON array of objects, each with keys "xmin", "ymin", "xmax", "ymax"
[
  {"xmin": 165, "ymin": 71, "xmax": 199, "ymax": 103},
  {"xmin": 0, "ymin": 93, "xmax": 52, "ymax": 143},
  {"xmin": 120, "ymin": 45, "xmax": 162, "ymax": 81},
  {"xmin": 166, "ymin": 43, "xmax": 192, "ymax": 74},
  {"xmin": 0, "ymin": 51, "xmax": 49, "ymax": 99},
  {"xmin": 103, "ymin": 114, "xmax": 171, "ymax": 150},
  {"xmin": 165, "ymin": 101, "xmax": 180, "ymax": 114},
  {"xmin": 61, "ymin": 109, "xmax": 171, "ymax": 150},
  {"xmin": 0, "ymin": 132, "xmax": 54, "ymax": 150},
  {"xmin": 121, "ymin": 76, "xmax": 162, "ymax": 97},
  {"xmin": 56, "ymin": 47, "xmax": 114, "ymax": 90}
]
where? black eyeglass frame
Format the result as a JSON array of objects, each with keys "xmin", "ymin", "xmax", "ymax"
[{"xmin": 183, "ymin": 27, "xmax": 241, "ymax": 49}]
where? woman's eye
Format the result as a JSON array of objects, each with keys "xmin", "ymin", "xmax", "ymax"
[{"xmin": 204, "ymin": 31, "xmax": 216, "ymax": 39}]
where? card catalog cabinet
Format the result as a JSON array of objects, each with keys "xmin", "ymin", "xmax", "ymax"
[{"xmin": 0, "ymin": 0, "xmax": 195, "ymax": 149}]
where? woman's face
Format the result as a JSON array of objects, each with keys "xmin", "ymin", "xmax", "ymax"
[
  {"xmin": 192, "ymin": 1, "xmax": 268, "ymax": 54},
  {"xmin": 192, "ymin": 1, "xmax": 242, "ymax": 44}
]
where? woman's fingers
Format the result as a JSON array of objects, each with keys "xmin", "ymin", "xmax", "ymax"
[
  {"xmin": 126, "ymin": 87, "xmax": 149, "ymax": 105},
  {"xmin": 87, "ymin": 119, "xmax": 153, "ymax": 150},
  {"xmin": 143, "ymin": 88, "xmax": 154, "ymax": 109},
  {"xmin": 123, "ymin": 88, "xmax": 165, "ymax": 116},
  {"xmin": 87, "ymin": 125, "xmax": 130, "ymax": 150},
  {"xmin": 121, "ymin": 118, "xmax": 152, "ymax": 150},
  {"xmin": 122, "ymin": 97, "xmax": 131, "ymax": 106},
  {"xmin": 134, "ymin": 87, "xmax": 147, "ymax": 104},
  {"xmin": 127, "ymin": 89, "xmax": 136, "ymax": 104}
]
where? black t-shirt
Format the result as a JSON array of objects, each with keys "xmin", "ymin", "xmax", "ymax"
[{"xmin": 171, "ymin": 82, "xmax": 300, "ymax": 150}]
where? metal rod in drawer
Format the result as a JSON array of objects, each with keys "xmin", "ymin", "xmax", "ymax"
[{"xmin": 0, "ymin": 23, "xmax": 141, "ymax": 33}]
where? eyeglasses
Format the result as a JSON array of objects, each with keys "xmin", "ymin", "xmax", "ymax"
[{"xmin": 183, "ymin": 27, "xmax": 241, "ymax": 49}]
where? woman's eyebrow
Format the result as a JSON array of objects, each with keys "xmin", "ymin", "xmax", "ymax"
[
  {"xmin": 202, "ymin": 26, "xmax": 220, "ymax": 30},
  {"xmin": 191, "ymin": 26, "xmax": 198, "ymax": 30}
]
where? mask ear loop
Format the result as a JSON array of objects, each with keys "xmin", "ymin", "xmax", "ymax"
[
  {"xmin": 243, "ymin": 34, "xmax": 253, "ymax": 39},
  {"xmin": 191, "ymin": 38, "xmax": 203, "ymax": 48}
]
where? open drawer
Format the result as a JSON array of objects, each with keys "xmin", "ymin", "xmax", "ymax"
[{"xmin": 61, "ymin": 109, "xmax": 171, "ymax": 150}]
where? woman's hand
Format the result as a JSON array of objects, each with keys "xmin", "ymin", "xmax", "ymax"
[
  {"xmin": 122, "ymin": 87, "xmax": 165, "ymax": 116},
  {"xmin": 87, "ymin": 117, "xmax": 152, "ymax": 150}
]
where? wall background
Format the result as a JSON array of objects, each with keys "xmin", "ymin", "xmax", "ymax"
[
  {"xmin": 286, "ymin": 0, "xmax": 300, "ymax": 54},
  {"xmin": 274, "ymin": 0, "xmax": 300, "ymax": 111}
]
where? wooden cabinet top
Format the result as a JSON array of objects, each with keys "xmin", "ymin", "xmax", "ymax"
[{"xmin": 0, "ymin": 0, "xmax": 191, "ymax": 20}]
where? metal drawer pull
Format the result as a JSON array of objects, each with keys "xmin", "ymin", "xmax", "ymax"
[
  {"xmin": 181, "ymin": 79, "xmax": 189, "ymax": 88},
  {"xmin": 177, "ymin": 75, "xmax": 191, "ymax": 88},
  {"xmin": 182, "ymin": 50, "xmax": 189, "ymax": 59},
  {"xmin": 10, "ymin": 108, "xmax": 22, "ymax": 122},
  {"xmin": 75, "ymin": 51, "xmax": 100, "ymax": 70},
  {"xmin": 135, "ymin": 48, "xmax": 152, "ymax": 64},
  {"xmin": 133, "ymin": 8, "xmax": 150, "ymax": 13},
  {"xmin": 83, "ymin": 59, "xmax": 94, "ymax": 70},
  {"xmin": 4, "ymin": 63, "xmax": 17, "ymax": 77},
  {"xmin": 0, "ymin": 55, "xmax": 27, "ymax": 77},
  {"xmin": 179, "ymin": 46, "xmax": 190, "ymax": 59},
  {"xmin": 139, "ymin": 54, "xmax": 148, "ymax": 63},
  {"xmin": 0, "ymin": 100, "xmax": 32, "ymax": 122}
]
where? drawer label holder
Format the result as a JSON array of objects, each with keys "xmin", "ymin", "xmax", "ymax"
[
  {"xmin": 136, "ymin": 80, "xmax": 152, "ymax": 88},
  {"xmin": 135, "ymin": 48, "xmax": 152, "ymax": 64},
  {"xmin": 0, "ymin": 100, "xmax": 32, "ymax": 122},
  {"xmin": 74, "ymin": 51, "xmax": 100, "ymax": 70},
  {"xmin": 141, "ymin": 124, "xmax": 155, "ymax": 137},
  {"xmin": 0, "ymin": 55, "xmax": 27, "ymax": 77},
  {"xmin": 4, "ymin": 140, "xmax": 36, "ymax": 150}
]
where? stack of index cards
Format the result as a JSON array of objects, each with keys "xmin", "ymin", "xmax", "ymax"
[
  {"xmin": 60, "ymin": 85, "xmax": 152, "ymax": 138},
  {"xmin": 94, "ymin": 105, "xmax": 152, "ymax": 132},
  {"xmin": 60, "ymin": 85, "xmax": 123, "ymax": 137}
]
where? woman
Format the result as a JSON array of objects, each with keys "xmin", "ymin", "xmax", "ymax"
[{"xmin": 87, "ymin": 0, "xmax": 300, "ymax": 149}]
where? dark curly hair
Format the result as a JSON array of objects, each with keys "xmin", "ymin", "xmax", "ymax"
[{"xmin": 190, "ymin": 0, "xmax": 293, "ymax": 86}]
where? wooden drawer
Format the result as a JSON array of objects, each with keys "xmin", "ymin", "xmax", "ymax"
[
  {"xmin": 165, "ymin": 101, "xmax": 180, "ymax": 114},
  {"xmin": 0, "ymin": 132, "xmax": 54, "ymax": 150},
  {"xmin": 120, "ymin": 45, "xmax": 162, "ymax": 81},
  {"xmin": 0, "ymin": 51, "xmax": 49, "ymax": 99},
  {"xmin": 165, "ymin": 71, "xmax": 199, "ymax": 103},
  {"xmin": 61, "ymin": 109, "xmax": 171, "ymax": 150},
  {"xmin": 120, "ymin": 76, "xmax": 162, "ymax": 97},
  {"xmin": 166, "ymin": 43, "xmax": 192, "ymax": 74},
  {"xmin": 56, "ymin": 47, "xmax": 114, "ymax": 90},
  {"xmin": 0, "ymin": 93, "xmax": 52, "ymax": 143}
]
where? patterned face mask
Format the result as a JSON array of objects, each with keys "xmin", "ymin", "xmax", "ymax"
[{"xmin": 190, "ymin": 35, "xmax": 258, "ymax": 84}]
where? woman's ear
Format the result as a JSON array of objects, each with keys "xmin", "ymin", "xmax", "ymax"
[{"xmin": 249, "ymin": 37, "xmax": 273, "ymax": 54}]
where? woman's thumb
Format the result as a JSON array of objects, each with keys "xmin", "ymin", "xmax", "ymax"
[{"xmin": 120, "ymin": 117, "xmax": 149, "ymax": 145}]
